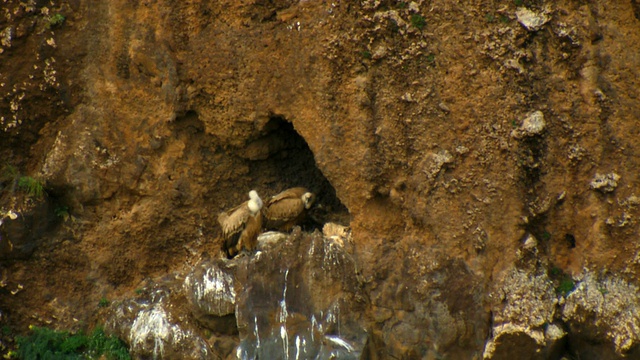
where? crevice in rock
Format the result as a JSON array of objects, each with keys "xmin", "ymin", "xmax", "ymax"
[
  {"xmin": 633, "ymin": 0, "xmax": 640, "ymax": 21},
  {"xmin": 516, "ymin": 134, "xmax": 551, "ymax": 253},
  {"xmin": 173, "ymin": 110, "xmax": 205, "ymax": 134},
  {"xmin": 245, "ymin": 115, "xmax": 350, "ymax": 229}
]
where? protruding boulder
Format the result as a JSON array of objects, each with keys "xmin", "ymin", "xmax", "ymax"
[
  {"xmin": 589, "ymin": 173, "xmax": 620, "ymax": 193},
  {"xmin": 233, "ymin": 229, "xmax": 370, "ymax": 359},
  {"xmin": 183, "ymin": 258, "xmax": 238, "ymax": 334},
  {"xmin": 484, "ymin": 268, "xmax": 564, "ymax": 359},
  {"xmin": 516, "ymin": 8, "xmax": 550, "ymax": 32},
  {"xmin": 562, "ymin": 273, "xmax": 640, "ymax": 358},
  {"xmin": 511, "ymin": 111, "xmax": 546, "ymax": 139},
  {"xmin": 107, "ymin": 277, "xmax": 213, "ymax": 360}
]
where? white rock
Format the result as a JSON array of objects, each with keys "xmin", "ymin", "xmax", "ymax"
[
  {"xmin": 372, "ymin": 45, "xmax": 387, "ymax": 60},
  {"xmin": 7, "ymin": 210, "xmax": 18, "ymax": 220},
  {"xmin": 512, "ymin": 111, "xmax": 546, "ymax": 138},
  {"xmin": 522, "ymin": 234, "xmax": 537, "ymax": 250},
  {"xmin": 516, "ymin": 8, "xmax": 550, "ymax": 32},
  {"xmin": 590, "ymin": 173, "xmax": 620, "ymax": 193},
  {"xmin": 521, "ymin": 111, "xmax": 546, "ymax": 135},
  {"xmin": 257, "ymin": 231, "xmax": 288, "ymax": 249},
  {"xmin": 545, "ymin": 323, "xmax": 566, "ymax": 341},
  {"xmin": 323, "ymin": 223, "xmax": 350, "ymax": 247}
]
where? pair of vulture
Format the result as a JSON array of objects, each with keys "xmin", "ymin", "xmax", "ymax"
[{"xmin": 218, "ymin": 187, "xmax": 315, "ymax": 258}]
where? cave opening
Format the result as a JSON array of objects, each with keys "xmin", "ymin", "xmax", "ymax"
[{"xmin": 246, "ymin": 116, "xmax": 350, "ymax": 230}]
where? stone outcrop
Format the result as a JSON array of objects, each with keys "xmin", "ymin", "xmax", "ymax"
[
  {"xmin": 562, "ymin": 273, "xmax": 640, "ymax": 359},
  {"xmin": 108, "ymin": 229, "xmax": 369, "ymax": 359}
]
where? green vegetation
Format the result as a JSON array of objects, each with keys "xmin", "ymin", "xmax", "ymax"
[
  {"xmin": 361, "ymin": 50, "xmax": 372, "ymax": 59},
  {"xmin": 426, "ymin": 53, "xmax": 436, "ymax": 65},
  {"xmin": 557, "ymin": 278, "xmax": 576, "ymax": 296},
  {"xmin": 549, "ymin": 266, "xmax": 577, "ymax": 297},
  {"xmin": 485, "ymin": 13, "xmax": 496, "ymax": 23},
  {"xmin": 2, "ymin": 325, "xmax": 12, "ymax": 336},
  {"xmin": 598, "ymin": 287, "xmax": 609, "ymax": 295},
  {"xmin": 48, "ymin": 14, "xmax": 66, "ymax": 29},
  {"xmin": 14, "ymin": 326, "xmax": 130, "ymax": 360},
  {"xmin": 98, "ymin": 297, "xmax": 110, "ymax": 308},
  {"xmin": 514, "ymin": 0, "xmax": 524, "ymax": 6},
  {"xmin": 17, "ymin": 176, "xmax": 45, "ymax": 199},
  {"xmin": 499, "ymin": 14, "xmax": 510, "ymax": 24},
  {"xmin": 54, "ymin": 205, "xmax": 70, "ymax": 219},
  {"xmin": 397, "ymin": 2, "xmax": 407, "ymax": 9},
  {"xmin": 410, "ymin": 14, "xmax": 426, "ymax": 30}
]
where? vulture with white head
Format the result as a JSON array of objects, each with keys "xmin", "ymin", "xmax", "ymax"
[{"xmin": 218, "ymin": 190, "xmax": 264, "ymax": 258}]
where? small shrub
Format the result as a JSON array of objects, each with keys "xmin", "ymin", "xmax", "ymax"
[
  {"xmin": 54, "ymin": 205, "xmax": 70, "ymax": 219},
  {"xmin": 15, "ymin": 326, "xmax": 80, "ymax": 360},
  {"xmin": 485, "ymin": 13, "xmax": 496, "ymax": 23},
  {"xmin": 98, "ymin": 297, "xmax": 110, "ymax": 308},
  {"xmin": 361, "ymin": 50, "xmax": 372, "ymax": 59},
  {"xmin": 48, "ymin": 13, "xmax": 66, "ymax": 29},
  {"xmin": 17, "ymin": 176, "xmax": 45, "ymax": 198},
  {"xmin": 426, "ymin": 53, "xmax": 435, "ymax": 64},
  {"xmin": 15, "ymin": 326, "xmax": 130, "ymax": 360},
  {"xmin": 514, "ymin": 0, "xmax": 524, "ymax": 6},
  {"xmin": 410, "ymin": 14, "xmax": 426, "ymax": 30},
  {"xmin": 557, "ymin": 278, "xmax": 576, "ymax": 296},
  {"xmin": 87, "ymin": 327, "xmax": 131, "ymax": 360},
  {"xmin": 499, "ymin": 14, "xmax": 510, "ymax": 24}
]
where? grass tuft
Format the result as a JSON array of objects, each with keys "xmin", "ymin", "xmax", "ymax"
[
  {"xmin": 410, "ymin": 14, "xmax": 426, "ymax": 30},
  {"xmin": 15, "ymin": 326, "xmax": 130, "ymax": 360},
  {"xmin": 557, "ymin": 278, "xmax": 576, "ymax": 296},
  {"xmin": 18, "ymin": 176, "xmax": 45, "ymax": 199},
  {"xmin": 98, "ymin": 297, "xmax": 111, "ymax": 308},
  {"xmin": 47, "ymin": 13, "xmax": 66, "ymax": 29}
]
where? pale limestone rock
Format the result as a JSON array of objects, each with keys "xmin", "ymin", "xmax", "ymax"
[
  {"xmin": 516, "ymin": 8, "xmax": 550, "ymax": 31},
  {"xmin": 484, "ymin": 268, "xmax": 564, "ymax": 359},
  {"xmin": 563, "ymin": 273, "xmax": 640, "ymax": 355},
  {"xmin": 512, "ymin": 111, "xmax": 546, "ymax": 138},
  {"xmin": 590, "ymin": 172, "xmax": 620, "ymax": 193}
]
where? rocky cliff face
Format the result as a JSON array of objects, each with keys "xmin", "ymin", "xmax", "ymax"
[{"xmin": 1, "ymin": 0, "xmax": 640, "ymax": 358}]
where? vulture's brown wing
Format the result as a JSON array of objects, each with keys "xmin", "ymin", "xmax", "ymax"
[
  {"xmin": 267, "ymin": 187, "xmax": 308, "ymax": 204},
  {"xmin": 219, "ymin": 201, "xmax": 250, "ymax": 237},
  {"xmin": 265, "ymin": 197, "xmax": 305, "ymax": 222}
]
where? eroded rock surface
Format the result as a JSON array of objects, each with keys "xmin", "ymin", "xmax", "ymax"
[
  {"xmin": 107, "ymin": 276, "xmax": 213, "ymax": 360},
  {"xmin": 234, "ymin": 229, "xmax": 368, "ymax": 359},
  {"xmin": 184, "ymin": 258, "xmax": 238, "ymax": 335},
  {"xmin": 485, "ymin": 267, "xmax": 564, "ymax": 359},
  {"xmin": 562, "ymin": 273, "xmax": 640, "ymax": 358},
  {"xmin": 109, "ymin": 229, "xmax": 369, "ymax": 359}
]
